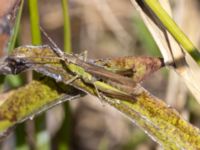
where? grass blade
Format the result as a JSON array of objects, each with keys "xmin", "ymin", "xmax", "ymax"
[
  {"xmin": 144, "ymin": 0, "xmax": 200, "ymax": 64},
  {"xmin": 61, "ymin": 0, "xmax": 71, "ymax": 53},
  {"xmin": 28, "ymin": 0, "xmax": 41, "ymax": 45}
]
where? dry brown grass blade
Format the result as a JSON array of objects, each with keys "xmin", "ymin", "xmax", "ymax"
[{"xmin": 130, "ymin": 0, "xmax": 200, "ymax": 103}]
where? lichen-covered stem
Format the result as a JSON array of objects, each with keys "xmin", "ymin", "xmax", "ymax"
[{"xmin": 0, "ymin": 78, "xmax": 82, "ymax": 133}]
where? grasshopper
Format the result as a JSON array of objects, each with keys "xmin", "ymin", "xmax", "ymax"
[
  {"xmin": 40, "ymin": 29, "xmax": 165, "ymax": 101},
  {"xmin": 0, "ymin": 29, "xmax": 164, "ymax": 102},
  {"xmin": 40, "ymin": 29, "xmax": 138, "ymax": 101}
]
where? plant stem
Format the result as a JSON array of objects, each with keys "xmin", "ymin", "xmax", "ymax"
[
  {"xmin": 8, "ymin": 0, "xmax": 24, "ymax": 52},
  {"xmin": 61, "ymin": 0, "xmax": 71, "ymax": 53},
  {"xmin": 28, "ymin": 0, "xmax": 41, "ymax": 45},
  {"xmin": 59, "ymin": 1, "xmax": 72, "ymax": 150},
  {"xmin": 144, "ymin": 0, "xmax": 200, "ymax": 64}
]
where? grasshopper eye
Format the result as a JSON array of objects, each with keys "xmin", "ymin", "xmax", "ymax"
[{"xmin": 6, "ymin": 57, "xmax": 29, "ymax": 74}]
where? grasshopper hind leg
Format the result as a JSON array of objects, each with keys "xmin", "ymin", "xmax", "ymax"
[
  {"xmin": 93, "ymin": 83, "xmax": 107, "ymax": 106},
  {"xmin": 64, "ymin": 75, "xmax": 79, "ymax": 85}
]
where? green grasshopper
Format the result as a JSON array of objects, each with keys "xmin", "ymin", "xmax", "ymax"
[
  {"xmin": 40, "ymin": 29, "xmax": 138, "ymax": 101},
  {"xmin": 0, "ymin": 29, "xmax": 164, "ymax": 102},
  {"xmin": 41, "ymin": 29, "xmax": 164, "ymax": 99}
]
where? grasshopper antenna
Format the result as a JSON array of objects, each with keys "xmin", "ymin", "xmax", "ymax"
[{"xmin": 40, "ymin": 26, "xmax": 64, "ymax": 57}]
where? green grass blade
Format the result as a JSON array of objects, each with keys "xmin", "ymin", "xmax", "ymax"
[
  {"xmin": 57, "ymin": 1, "xmax": 72, "ymax": 149},
  {"xmin": 144, "ymin": 0, "xmax": 200, "ymax": 64},
  {"xmin": 5, "ymin": 0, "xmax": 24, "ymax": 88},
  {"xmin": 28, "ymin": 0, "xmax": 41, "ymax": 45},
  {"xmin": 8, "ymin": 0, "xmax": 24, "ymax": 52},
  {"xmin": 61, "ymin": 0, "xmax": 71, "ymax": 53},
  {"xmin": 28, "ymin": 0, "xmax": 44, "ymax": 149}
]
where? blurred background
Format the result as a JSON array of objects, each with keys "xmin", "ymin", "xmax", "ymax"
[{"xmin": 1, "ymin": 0, "xmax": 200, "ymax": 150}]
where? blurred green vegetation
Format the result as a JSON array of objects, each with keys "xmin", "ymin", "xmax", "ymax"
[{"xmin": 133, "ymin": 16, "xmax": 161, "ymax": 56}]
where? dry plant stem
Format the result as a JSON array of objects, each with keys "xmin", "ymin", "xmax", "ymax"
[
  {"xmin": 0, "ymin": 46, "xmax": 200, "ymax": 149},
  {"xmin": 25, "ymin": 120, "xmax": 36, "ymax": 150},
  {"xmin": 143, "ymin": 0, "xmax": 200, "ymax": 63},
  {"xmin": 130, "ymin": 0, "xmax": 175, "ymax": 64},
  {"xmin": 164, "ymin": 0, "xmax": 200, "ymax": 118},
  {"xmin": 130, "ymin": 0, "xmax": 200, "ymax": 103},
  {"xmin": 165, "ymin": 71, "xmax": 188, "ymax": 114}
]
